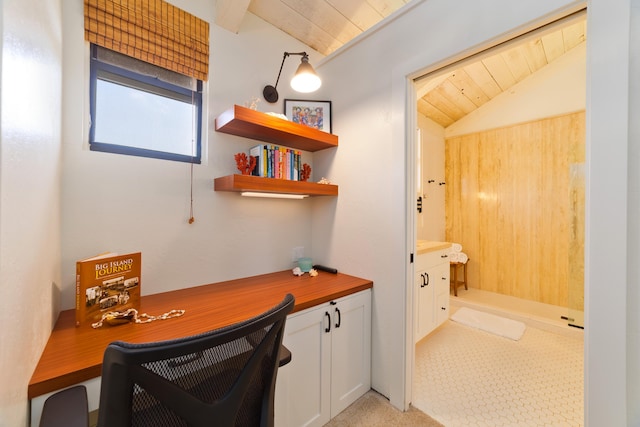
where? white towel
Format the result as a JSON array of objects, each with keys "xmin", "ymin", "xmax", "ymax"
[
  {"xmin": 449, "ymin": 252, "xmax": 468, "ymax": 263},
  {"xmin": 451, "ymin": 243, "xmax": 462, "ymax": 252}
]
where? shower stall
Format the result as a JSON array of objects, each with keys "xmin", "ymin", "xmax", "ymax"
[{"xmin": 417, "ymin": 111, "xmax": 585, "ymax": 329}]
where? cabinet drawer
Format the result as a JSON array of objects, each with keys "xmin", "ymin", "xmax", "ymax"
[
  {"xmin": 416, "ymin": 248, "xmax": 450, "ymax": 270},
  {"xmin": 433, "ymin": 262, "xmax": 450, "ymax": 294}
]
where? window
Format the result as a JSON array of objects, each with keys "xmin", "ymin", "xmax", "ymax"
[{"xmin": 89, "ymin": 45, "xmax": 203, "ymax": 164}]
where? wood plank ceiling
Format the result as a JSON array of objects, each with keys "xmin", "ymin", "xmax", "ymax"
[
  {"xmin": 214, "ymin": 1, "xmax": 586, "ymax": 128},
  {"xmin": 416, "ymin": 18, "xmax": 586, "ymax": 127},
  {"xmin": 216, "ymin": 0, "xmax": 411, "ymax": 56}
]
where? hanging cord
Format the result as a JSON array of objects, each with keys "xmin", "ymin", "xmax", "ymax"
[
  {"xmin": 189, "ymin": 162, "xmax": 195, "ymax": 224},
  {"xmin": 188, "ymin": 47, "xmax": 197, "ymax": 225}
]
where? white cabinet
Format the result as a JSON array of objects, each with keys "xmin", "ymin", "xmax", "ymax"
[
  {"xmin": 275, "ymin": 289, "xmax": 371, "ymax": 427},
  {"xmin": 415, "ymin": 248, "xmax": 450, "ymax": 342},
  {"xmin": 415, "ymin": 269, "xmax": 436, "ymax": 339},
  {"xmin": 329, "ymin": 291, "xmax": 371, "ymax": 416}
]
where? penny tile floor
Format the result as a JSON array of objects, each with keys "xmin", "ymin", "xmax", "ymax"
[{"xmin": 413, "ymin": 291, "xmax": 584, "ymax": 426}]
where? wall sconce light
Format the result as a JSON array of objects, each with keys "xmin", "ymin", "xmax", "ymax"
[{"xmin": 263, "ymin": 51, "xmax": 321, "ymax": 103}]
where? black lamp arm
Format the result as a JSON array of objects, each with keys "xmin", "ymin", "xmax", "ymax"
[
  {"xmin": 272, "ymin": 51, "xmax": 308, "ymax": 90},
  {"xmin": 263, "ymin": 51, "xmax": 309, "ymax": 103}
]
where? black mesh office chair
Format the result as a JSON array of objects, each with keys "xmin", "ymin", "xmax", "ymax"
[{"xmin": 39, "ymin": 293, "xmax": 294, "ymax": 427}]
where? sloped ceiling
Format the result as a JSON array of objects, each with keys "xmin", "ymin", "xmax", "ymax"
[
  {"xmin": 215, "ymin": 0, "xmax": 411, "ymax": 56},
  {"xmin": 215, "ymin": 2, "xmax": 586, "ymax": 128},
  {"xmin": 415, "ymin": 19, "xmax": 586, "ymax": 127}
]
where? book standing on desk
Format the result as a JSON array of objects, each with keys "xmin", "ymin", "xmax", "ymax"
[{"xmin": 75, "ymin": 252, "xmax": 141, "ymax": 327}]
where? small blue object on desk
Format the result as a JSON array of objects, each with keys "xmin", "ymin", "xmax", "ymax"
[{"xmin": 298, "ymin": 257, "xmax": 313, "ymax": 272}]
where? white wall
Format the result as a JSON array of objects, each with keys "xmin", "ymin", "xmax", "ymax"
[
  {"xmin": 584, "ymin": 0, "xmax": 631, "ymax": 424},
  {"xmin": 60, "ymin": 2, "xmax": 324, "ymax": 307},
  {"xmin": 315, "ymin": 0, "xmax": 634, "ymax": 424},
  {"xmin": 626, "ymin": 2, "xmax": 640, "ymax": 424},
  {"xmin": 0, "ymin": 0, "xmax": 62, "ymax": 425}
]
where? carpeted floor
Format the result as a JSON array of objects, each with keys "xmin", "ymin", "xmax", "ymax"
[
  {"xmin": 324, "ymin": 390, "xmax": 443, "ymax": 427},
  {"xmin": 90, "ymin": 389, "xmax": 440, "ymax": 427}
]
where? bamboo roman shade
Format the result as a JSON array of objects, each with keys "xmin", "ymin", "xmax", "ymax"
[{"xmin": 84, "ymin": 0, "xmax": 209, "ymax": 81}]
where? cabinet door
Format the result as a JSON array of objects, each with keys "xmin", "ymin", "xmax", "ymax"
[
  {"xmin": 275, "ymin": 304, "xmax": 331, "ymax": 427},
  {"xmin": 330, "ymin": 290, "xmax": 372, "ymax": 417},
  {"xmin": 415, "ymin": 269, "xmax": 435, "ymax": 342},
  {"xmin": 436, "ymin": 291, "xmax": 449, "ymax": 325}
]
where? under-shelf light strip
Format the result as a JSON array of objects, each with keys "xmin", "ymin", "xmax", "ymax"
[{"xmin": 240, "ymin": 192, "xmax": 309, "ymax": 199}]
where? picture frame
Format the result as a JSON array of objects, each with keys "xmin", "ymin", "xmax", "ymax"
[{"xmin": 284, "ymin": 99, "xmax": 332, "ymax": 134}]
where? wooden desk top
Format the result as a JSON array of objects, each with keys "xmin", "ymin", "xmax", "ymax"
[{"xmin": 28, "ymin": 270, "xmax": 372, "ymax": 399}]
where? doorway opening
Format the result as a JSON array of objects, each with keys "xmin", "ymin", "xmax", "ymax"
[{"xmin": 409, "ymin": 10, "xmax": 586, "ymax": 425}]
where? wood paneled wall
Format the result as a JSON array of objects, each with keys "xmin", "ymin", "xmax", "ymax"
[{"xmin": 445, "ymin": 112, "xmax": 585, "ymax": 307}]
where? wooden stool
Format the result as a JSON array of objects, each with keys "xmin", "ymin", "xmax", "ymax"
[{"xmin": 450, "ymin": 260, "xmax": 469, "ymax": 296}]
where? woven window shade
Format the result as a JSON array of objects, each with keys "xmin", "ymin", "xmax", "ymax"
[{"xmin": 85, "ymin": 0, "xmax": 209, "ymax": 81}]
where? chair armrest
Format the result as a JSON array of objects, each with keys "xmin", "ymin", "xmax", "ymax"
[
  {"xmin": 278, "ymin": 344, "xmax": 292, "ymax": 367},
  {"xmin": 245, "ymin": 333, "xmax": 291, "ymax": 367}
]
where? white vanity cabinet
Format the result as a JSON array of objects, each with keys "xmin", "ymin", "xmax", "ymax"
[
  {"xmin": 274, "ymin": 289, "xmax": 371, "ymax": 427},
  {"xmin": 415, "ymin": 267, "xmax": 436, "ymax": 340},
  {"xmin": 415, "ymin": 244, "xmax": 451, "ymax": 342}
]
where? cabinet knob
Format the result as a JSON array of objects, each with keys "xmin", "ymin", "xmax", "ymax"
[
  {"xmin": 441, "ymin": 307, "xmax": 446, "ymax": 310},
  {"xmin": 325, "ymin": 312, "xmax": 331, "ymax": 333},
  {"xmin": 335, "ymin": 307, "xmax": 341, "ymax": 328}
]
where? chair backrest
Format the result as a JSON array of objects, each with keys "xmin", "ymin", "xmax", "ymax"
[{"xmin": 97, "ymin": 293, "xmax": 295, "ymax": 427}]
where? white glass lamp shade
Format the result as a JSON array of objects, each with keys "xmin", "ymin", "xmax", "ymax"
[{"xmin": 290, "ymin": 57, "xmax": 321, "ymax": 93}]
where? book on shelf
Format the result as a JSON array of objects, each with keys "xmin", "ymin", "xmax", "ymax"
[
  {"xmin": 249, "ymin": 144, "xmax": 266, "ymax": 177},
  {"xmin": 75, "ymin": 251, "xmax": 142, "ymax": 327},
  {"xmin": 248, "ymin": 144, "xmax": 302, "ymax": 180}
]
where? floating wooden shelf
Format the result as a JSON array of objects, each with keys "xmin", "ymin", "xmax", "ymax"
[
  {"xmin": 215, "ymin": 104, "xmax": 338, "ymax": 152},
  {"xmin": 214, "ymin": 105, "xmax": 339, "ymax": 197},
  {"xmin": 214, "ymin": 175, "xmax": 338, "ymax": 197}
]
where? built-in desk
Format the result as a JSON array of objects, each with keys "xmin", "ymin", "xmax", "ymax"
[{"xmin": 28, "ymin": 270, "xmax": 372, "ymax": 425}]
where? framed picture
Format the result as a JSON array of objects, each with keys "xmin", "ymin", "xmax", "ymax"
[{"xmin": 284, "ymin": 99, "xmax": 332, "ymax": 133}]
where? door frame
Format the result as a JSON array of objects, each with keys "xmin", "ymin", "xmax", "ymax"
[{"xmin": 392, "ymin": 4, "xmax": 604, "ymax": 414}]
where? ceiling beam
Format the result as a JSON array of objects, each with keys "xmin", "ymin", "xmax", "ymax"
[{"xmin": 215, "ymin": 0, "xmax": 250, "ymax": 34}]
